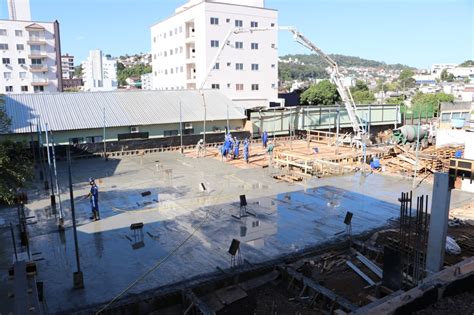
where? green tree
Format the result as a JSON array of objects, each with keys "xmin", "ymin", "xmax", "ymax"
[
  {"xmin": 117, "ymin": 63, "xmax": 151, "ymax": 87},
  {"xmin": 351, "ymin": 80, "xmax": 369, "ymax": 93},
  {"xmin": 398, "ymin": 69, "xmax": 416, "ymax": 88},
  {"xmin": 73, "ymin": 65, "xmax": 82, "ymax": 79},
  {"xmin": 440, "ymin": 69, "xmax": 455, "ymax": 82},
  {"xmin": 411, "ymin": 92, "xmax": 454, "ymax": 116},
  {"xmin": 459, "ymin": 60, "xmax": 474, "ymax": 67},
  {"xmin": 300, "ymin": 80, "xmax": 341, "ymax": 105},
  {"xmin": 352, "ymin": 90, "xmax": 376, "ymax": 104},
  {"xmin": 0, "ymin": 96, "xmax": 33, "ymax": 205}
]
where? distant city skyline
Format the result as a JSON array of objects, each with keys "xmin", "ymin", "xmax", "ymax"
[{"xmin": 0, "ymin": 0, "xmax": 472, "ymax": 68}]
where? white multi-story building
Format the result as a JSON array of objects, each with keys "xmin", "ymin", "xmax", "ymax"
[
  {"xmin": 151, "ymin": 0, "xmax": 279, "ymax": 108},
  {"xmin": 431, "ymin": 63, "xmax": 456, "ymax": 78},
  {"xmin": 0, "ymin": 0, "xmax": 63, "ymax": 94},
  {"xmin": 141, "ymin": 72, "xmax": 153, "ymax": 90},
  {"xmin": 81, "ymin": 49, "xmax": 117, "ymax": 92},
  {"xmin": 61, "ymin": 53, "xmax": 74, "ymax": 79}
]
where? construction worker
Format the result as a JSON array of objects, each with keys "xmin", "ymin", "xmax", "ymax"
[
  {"xmin": 267, "ymin": 140, "xmax": 274, "ymax": 164},
  {"xmin": 233, "ymin": 139, "xmax": 240, "ymax": 159},
  {"xmin": 262, "ymin": 131, "xmax": 268, "ymax": 148},
  {"xmin": 86, "ymin": 177, "xmax": 100, "ymax": 221},
  {"xmin": 196, "ymin": 139, "xmax": 204, "ymax": 157},
  {"xmin": 243, "ymin": 138, "xmax": 249, "ymax": 163}
]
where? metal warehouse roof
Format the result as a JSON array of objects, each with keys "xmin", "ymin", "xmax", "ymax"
[{"xmin": 2, "ymin": 90, "xmax": 246, "ymax": 134}]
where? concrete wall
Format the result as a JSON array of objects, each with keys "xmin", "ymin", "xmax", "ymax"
[
  {"xmin": 0, "ymin": 118, "xmax": 245, "ymax": 145},
  {"xmin": 250, "ymin": 104, "xmax": 401, "ymax": 137}
]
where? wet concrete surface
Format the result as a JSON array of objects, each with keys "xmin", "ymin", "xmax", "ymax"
[{"xmin": 0, "ymin": 152, "xmax": 472, "ymax": 314}]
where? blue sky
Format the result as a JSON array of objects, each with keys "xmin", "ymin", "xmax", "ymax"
[{"xmin": 1, "ymin": 0, "xmax": 472, "ymax": 68}]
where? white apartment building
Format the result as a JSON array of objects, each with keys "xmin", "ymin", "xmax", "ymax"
[
  {"xmin": 141, "ymin": 72, "xmax": 153, "ymax": 90},
  {"xmin": 81, "ymin": 50, "xmax": 118, "ymax": 92},
  {"xmin": 0, "ymin": 0, "xmax": 63, "ymax": 94},
  {"xmin": 151, "ymin": 0, "xmax": 279, "ymax": 108},
  {"xmin": 431, "ymin": 63, "xmax": 456, "ymax": 78},
  {"xmin": 61, "ymin": 53, "xmax": 74, "ymax": 79}
]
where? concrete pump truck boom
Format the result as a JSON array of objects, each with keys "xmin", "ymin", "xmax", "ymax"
[{"xmin": 200, "ymin": 26, "xmax": 367, "ymax": 146}]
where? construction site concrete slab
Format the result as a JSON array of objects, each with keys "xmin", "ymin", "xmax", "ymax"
[{"xmin": 0, "ymin": 152, "xmax": 472, "ymax": 313}]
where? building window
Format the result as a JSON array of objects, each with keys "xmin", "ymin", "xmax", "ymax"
[
  {"xmin": 211, "ymin": 84, "xmax": 220, "ymax": 89},
  {"xmin": 174, "ymin": 28, "xmax": 177, "ymax": 34},
  {"xmin": 179, "ymin": 26, "xmax": 183, "ymax": 33},
  {"xmin": 165, "ymin": 69, "xmax": 168, "ymax": 75},
  {"xmin": 210, "ymin": 17, "xmax": 219, "ymax": 25},
  {"xmin": 15, "ymin": 30, "xmax": 23, "ymax": 36},
  {"xmin": 169, "ymin": 30, "xmax": 172, "ymax": 36},
  {"xmin": 251, "ymin": 64, "xmax": 259, "ymax": 71},
  {"xmin": 4, "ymin": 72, "xmax": 12, "ymax": 79},
  {"xmin": 21, "ymin": 86, "xmax": 28, "ymax": 92},
  {"xmin": 235, "ymin": 20, "xmax": 243, "ymax": 27},
  {"xmin": 271, "ymin": 23, "xmax": 275, "ymax": 27},
  {"xmin": 0, "ymin": 29, "xmax": 6, "ymax": 36},
  {"xmin": 5, "ymin": 86, "xmax": 13, "ymax": 92},
  {"xmin": 251, "ymin": 43, "xmax": 259, "ymax": 50},
  {"xmin": 226, "ymin": 18, "xmax": 231, "ymax": 23},
  {"xmin": 251, "ymin": 84, "xmax": 259, "ymax": 91},
  {"xmin": 164, "ymin": 130, "xmax": 179, "ymax": 136},
  {"xmin": 31, "ymin": 58, "xmax": 42, "ymax": 65},
  {"xmin": 19, "ymin": 72, "xmax": 26, "ymax": 79},
  {"xmin": 180, "ymin": 46, "xmax": 183, "ymax": 53},
  {"xmin": 180, "ymin": 66, "xmax": 183, "ymax": 72},
  {"xmin": 236, "ymin": 84, "xmax": 244, "ymax": 91},
  {"xmin": 213, "ymin": 63, "xmax": 220, "ymax": 70},
  {"xmin": 2, "ymin": 58, "xmax": 10, "ymax": 64},
  {"xmin": 235, "ymin": 63, "xmax": 243, "ymax": 70},
  {"xmin": 164, "ymin": 51, "xmax": 167, "ymax": 57},
  {"xmin": 16, "ymin": 44, "xmax": 24, "ymax": 51},
  {"xmin": 271, "ymin": 43, "xmax": 276, "ymax": 49},
  {"xmin": 227, "ymin": 83, "xmax": 231, "ymax": 88},
  {"xmin": 0, "ymin": 43, "xmax": 8, "ymax": 50},
  {"xmin": 235, "ymin": 41, "xmax": 243, "ymax": 49},
  {"xmin": 271, "ymin": 83, "xmax": 276, "ymax": 88},
  {"xmin": 18, "ymin": 58, "xmax": 26, "ymax": 65},
  {"xmin": 251, "ymin": 21, "xmax": 258, "ymax": 28},
  {"xmin": 69, "ymin": 137, "xmax": 84, "ymax": 145},
  {"xmin": 170, "ymin": 49, "xmax": 173, "ymax": 55},
  {"xmin": 170, "ymin": 68, "xmax": 174, "ymax": 74},
  {"xmin": 211, "ymin": 40, "xmax": 219, "ymax": 47},
  {"xmin": 271, "ymin": 64, "xmax": 276, "ymax": 68},
  {"xmin": 227, "ymin": 62, "xmax": 231, "ymax": 67},
  {"xmin": 175, "ymin": 47, "xmax": 178, "ymax": 54}
]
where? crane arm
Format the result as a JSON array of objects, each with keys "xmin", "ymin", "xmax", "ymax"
[
  {"xmin": 199, "ymin": 26, "xmax": 366, "ymax": 139},
  {"xmin": 284, "ymin": 27, "xmax": 365, "ymax": 138}
]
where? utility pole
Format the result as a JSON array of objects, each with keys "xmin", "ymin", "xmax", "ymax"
[
  {"xmin": 202, "ymin": 93, "xmax": 207, "ymax": 158},
  {"xmin": 226, "ymin": 102, "xmax": 229, "ymax": 134},
  {"xmin": 37, "ymin": 119, "xmax": 48, "ymax": 190},
  {"xmin": 412, "ymin": 121, "xmax": 421, "ymax": 188},
  {"xmin": 103, "ymin": 107, "xmax": 107, "ymax": 161},
  {"xmin": 179, "ymin": 101, "xmax": 183, "ymax": 154},
  {"xmin": 44, "ymin": 123, "xmax": 56, "ymax": 211},
  {"xmin": 67, "ymin": 146, "xmax": 84, "ymax": 289},
  {"xmin": 336, "ymin": 107, "xmax": 340, "ymax": 154},
  {"xmin": 50, "ymin": 130, "xmax": 64, "ymax": 229}
]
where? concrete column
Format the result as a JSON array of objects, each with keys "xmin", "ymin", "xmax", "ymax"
[{"xmin": 426, "ymin": 173, "xmax": 452, "ymax": 274}]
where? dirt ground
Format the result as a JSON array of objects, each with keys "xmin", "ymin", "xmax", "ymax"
[
  {"xmin": 217, "ymin": 281, "xmax": 323, "ymax": 315},
  {"xmin": 414, "ymin": 289, "xmax": 474, "ymax": 315}
]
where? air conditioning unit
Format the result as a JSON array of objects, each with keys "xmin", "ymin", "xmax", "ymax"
[
  {"xmin": 185, "ymin": 122, "xmax": 193, "ymax": 129},
  {"xmin": 130, "ymin": 126, "xmax": 139, "ymax": 133}
]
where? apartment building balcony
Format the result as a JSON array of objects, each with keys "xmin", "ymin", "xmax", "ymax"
[
  {"xmin": 30, "ymin": 64, "xmax": 48, "ymax": 72},
  {"xmin": 28, "ymin": 52, "xmax": 48, "ymax": 59},
  {"xmin": 27, "ymin": 38, "xmax": 47, "ymax": 45},
  {"xmin": 31, "ymin": 79, "xmax": 49, "ymax": 86}
]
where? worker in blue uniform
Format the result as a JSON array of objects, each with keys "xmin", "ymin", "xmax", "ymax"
[
  {"xmin": 243, "ymin": 138, "xmax": 249, "ymax": 163},
  {"xmin": 233, "ymin": 139, "xmax": 240, "ymax": 159},
  {"xmin": 86, "ymin": 177, "xmax": 100, "ymax": 221},
  {"xmin": 262, "ymin": 131, "xmax": 268, "ymax": 148}
]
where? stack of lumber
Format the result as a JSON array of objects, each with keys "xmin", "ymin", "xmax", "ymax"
[{"xmin": 381, "ymin": 145, "xmax": 464, "ymax": 176}]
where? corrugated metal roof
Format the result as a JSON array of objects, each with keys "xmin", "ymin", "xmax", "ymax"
[{"xmin": 2, "ymin": 90, "xmax": 246, "ymax": 134}]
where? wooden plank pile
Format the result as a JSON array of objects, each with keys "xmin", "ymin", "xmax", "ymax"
[{"xmin": 381, "ymin": 145, "xmax": 464, "ymax": 176}]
